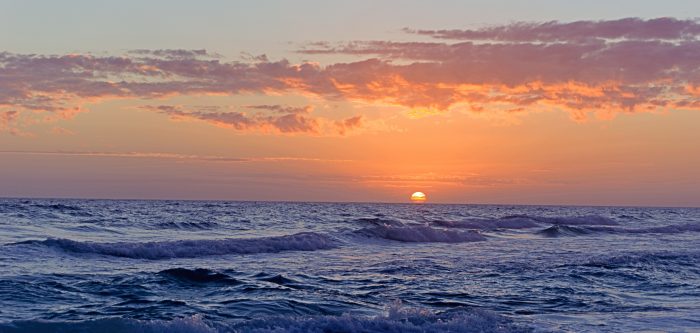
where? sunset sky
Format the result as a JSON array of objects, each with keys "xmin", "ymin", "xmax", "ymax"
[{"xmin": 1, "ymin": 0, "xmax": 700, "ymax": 206}]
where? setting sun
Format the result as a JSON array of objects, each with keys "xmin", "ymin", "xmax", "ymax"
[{"xmin": 410, "ymin": 192, "xmax": 427, "ymax": 202}]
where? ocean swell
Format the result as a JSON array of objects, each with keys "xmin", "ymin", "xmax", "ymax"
[{"xmin": 11, "ymin": 232, "xmax": 338, "ymax": 260}]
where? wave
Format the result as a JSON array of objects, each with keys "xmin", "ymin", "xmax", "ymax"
[
  {"xmin": 158, "ymin": 268, "xmax": 241, "ymax": 285},
  {"xmin": 537, "ymin": 225, "xmax": 594, "ymax": 237},
  {"xmin": 432, "ymin": 214, "xmax": 618, "ymax": 230},
  {"xmin": 11, "ymin": 232, "xmax": 337, "ymax": 260},
  {"xmin": 544, "ymin": 215, "xmax": 618, "ymax": 226},
  {"xmin": 639, "ymin": 223, "xmax": 700, "ymax": 234},
  {"xmin": 580, "ymin": 250, "xmax": 700, "ymax": 269},
  {"xmin": 155, "ymin": 220, "xmax": 220, "ymax": 230},
  {"xmin": 353, "ymin": 225, "xmax": 486, "ymax": 243},
  {"xmin": 352, "ymin": 217, "xmax": 405, "ymax": 226},
  {"xmin": 230, "ymin": 305, "xmax": 529, "ymax": 333},
  {"xmin": 31, "ymin": 203, "xmax": 84, "ymax": 211},
  {"xmin": 433, "ymin": 216, "xmax": 541, "ymax": 230},
  {"xmin": 536, "ymin": 223, "xmax": 700, "ymax": 237},
  {"xmin": 0, "ymin": 305, "xmax": 531, "ymax": 333}
]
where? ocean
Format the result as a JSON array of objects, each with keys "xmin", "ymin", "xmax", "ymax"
[{"xmin": 0, "ymin": 198, "xmax": 698, "ymax": 332}]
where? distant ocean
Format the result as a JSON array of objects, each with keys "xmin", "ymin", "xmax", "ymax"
[{"xmin": 1, "ymin": 198, "xmax": 699, "ymax": 332}]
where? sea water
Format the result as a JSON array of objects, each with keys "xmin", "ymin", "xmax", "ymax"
[{"xmin": 0, "ymin": 199, "xmax": 698, "ymax": 332}]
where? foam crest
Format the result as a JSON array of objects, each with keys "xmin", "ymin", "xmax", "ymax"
[
  {"xmin": 16, "ymin": 232, "xmax": 337, "ymax": 260},
  {"xmin": 231, "ymin": 304, "xmax": 528, "ymax": 333},
  {"xmin": 354, "ymin": 224, "xmax": 486, "ymax": 243},
  {"xmin": 0, "ymin": 306, "xmax": 530, "ymax": 333}
]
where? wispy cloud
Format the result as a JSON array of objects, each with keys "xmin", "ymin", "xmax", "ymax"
[{"xmin": 141, "ymin": 104, "xmax": 363, "ymax": 135}]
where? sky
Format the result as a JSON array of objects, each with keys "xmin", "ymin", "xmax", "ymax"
[{"xmin": 1, "ymin": 0, "xmax": 700, "ymax": 206}]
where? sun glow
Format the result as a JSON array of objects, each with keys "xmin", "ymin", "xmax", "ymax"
[{"xmin": 410, "ymin": 191, "xmax": 427, "ymax": 203}]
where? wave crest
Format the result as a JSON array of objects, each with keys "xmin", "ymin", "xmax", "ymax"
[
  {"xmin": 14, "ymin": 232, "xmax": 337, "ymax": 260},
  {"xmin": 537, "ymin": 225, "xmax": 593, "ymax": 237}
]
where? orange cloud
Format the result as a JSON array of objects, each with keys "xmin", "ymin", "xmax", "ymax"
[{"xmin": 2, "ymin": 18, "xmax": 699, "ymax": 134}]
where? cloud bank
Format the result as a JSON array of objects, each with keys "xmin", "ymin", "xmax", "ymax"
[{"xmin": 1, "ymin": 18, "xmax": 699, "ymax": 133}]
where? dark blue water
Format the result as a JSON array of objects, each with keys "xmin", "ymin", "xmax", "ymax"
[{"xmin": 1, "ymin": 199, "xmax": 699, "ymax": 332}]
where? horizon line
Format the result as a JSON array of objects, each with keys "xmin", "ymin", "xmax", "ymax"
[{"xmin": 1, "ymin": 195, "xmax": 698, "ymax": 209}]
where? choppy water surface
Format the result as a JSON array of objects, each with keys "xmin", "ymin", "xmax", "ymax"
[{"xmin": 0, "ymin": 199, "xmax": 699, "ymax": 332}]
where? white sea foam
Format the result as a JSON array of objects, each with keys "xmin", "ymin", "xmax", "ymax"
[
  {"xmin": 231, "ymin": 304, "xmax": 528, "ymax": 333},
  {"xmin": 18, "ymin": 232, "xmax": 337, "ymax": 260},
  {"xmin": 0, "ymin": 305, "xmax": 530, "ymax": 333}
]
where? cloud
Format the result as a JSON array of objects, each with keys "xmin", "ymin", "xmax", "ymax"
[
  {"xmin": 299, "ymin": 18, "xmax": 700, "ymax": 117},
  {"xmin": 404, "ymin": 17, "xmax": 700, "ymax": 42},
  {"xmin": 143, "ymin": 104, "xmax": 363, "ymax": 136},
  {"xmin": 127, "ymin": 49, "xmax": 213, "ymax": 59},
  {"xmin": 0, "ymin": 110, "xmax": 20, "ymax": 134},
  {"xmin": 2, "ymin": 17, "xmax": 699, "ymax": 133},
  {"xmin": 244, "ymin": 104, "xmax": 312, "ymax": 114},
  {"xmin": 50, "ymin": 126, "xmax": 75, "ymax": 136},
  {"xmin": 335, "ymin": 115, "xmax": 363, "ymax": 135}
]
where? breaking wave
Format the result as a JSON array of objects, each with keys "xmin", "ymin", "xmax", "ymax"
[
  {"xmin": 10, "ymin": 232, "xmax": 338, "ymax": 260},
  {"xmin": 0, "ymin": 305, "xmax": 531, "ymax": 333}
]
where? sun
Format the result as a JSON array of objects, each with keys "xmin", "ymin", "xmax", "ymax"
[{"xmin": 410, "ymin": 191, "xmax": 427, "ymax": 203}]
